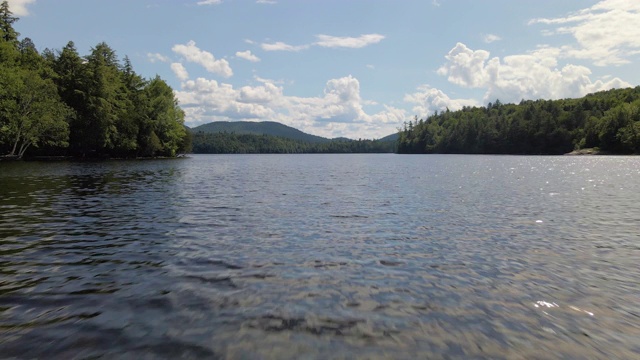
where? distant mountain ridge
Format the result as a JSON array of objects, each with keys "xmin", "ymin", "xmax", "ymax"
[
  {"xmin": 378, "ymin": 133, "xmax": 399, "ymax": 142},
  {"xmin": 190, "ymin": 121, "xmax": 397, "ymax": 143},
  {"xmin": 192, "ymin": 121, "xmax": 330, "ymax": 143}
]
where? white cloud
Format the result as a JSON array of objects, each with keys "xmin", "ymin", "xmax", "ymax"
[
  {"xmin": 256, "ymin": 0, "xmax": 277, "ymax": 4},
  {"xmin": 437, "ymin": 43, "xmax": 492, "ymax": 88},
  {"xmin": 314, "ymin": 34, "xmax": 385, "ymax": 49},
  {"xmin": 437, "ymin": 42, "xmax": 631, "ymax": 104},
  {"xmin": 147, "ymin": 53, "xmax": 170, "ymax": 63},
  {"xmin": 260, "ymin": 41, "xmax": 309, "ymax": 52},
  {"xmin": 175, "ymin": 75, "xmax": 405, "ymax": 138},
  {"xmin": 171, "ymin": 63, "xmax": 189, "ymax": 81},
  {"xmin": 196, "ymin": 0, "xmax": 222, "ymax": 5},
  {"xmin": 235, "ymin": 50, "xmax": 261, "ymax": 62},
  {"xmin": 483, "ymin": 34, "xmax": 502, "ymax": 43},
  {"xmin": 369, "ymin": 105, "xmax": 406, "ymax": 125},
  {"xmin": 238, "ymin": 82, "xmax": 282, "ymax": 104},
  {"xmin": 7, "ymin": 0, "xmax": 36, "ymax": 16},
  {"xmin": 171, "ymin": 40, "xmax": 233, "ymax": 78},
  {"xmin": 254, "ymin": 75, "xmax": 284, "ymax": 85},
  {"xmin": 529, "ymin": 0, "xmax": 640, "ymax": 66},
  {"xmin": 177, "ymin": 78, "xmax": 275, "ymax": 121},
  {"xmin": 404, "ymin": 85, "xmax": 479, "ymax": 117},
  {"xmin": 432, "ymin": 0, "xmax": 440, "ymax": 7},
  {"xmin": 259, "ymin": 33, "xmax": 385, "ymax": 52},
  {"xmin": 366, "ymin": 64, "xmax": 375, "ymax": 70},
  {"xmin": 289, "ymin": 75, "xmax": 367, "ymax": 123}
]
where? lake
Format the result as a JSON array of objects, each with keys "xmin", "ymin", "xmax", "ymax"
[{"xmin": 1, "ymin": 154, "xmax": 639, "ymax": 359}]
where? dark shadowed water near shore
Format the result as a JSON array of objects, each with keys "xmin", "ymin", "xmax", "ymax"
[{"xmin": 1, "ymin": 154, "xmax": 639, "ymax": 359}]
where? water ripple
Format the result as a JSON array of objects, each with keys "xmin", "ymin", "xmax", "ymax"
[{"xmin": 1, "ymin": 155, "xmax": 639, "ymax": 358}]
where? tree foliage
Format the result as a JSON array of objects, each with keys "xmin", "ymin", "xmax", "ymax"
[
  {"xmin": 192, "ymin": 132, "xmax": 395, "ymax": 154},
  {"xmin": 0, "ymin": 3, "xmax": 69, "ymax": 158},
  {"xmin": 0, "ymin": 0, "xmax": 18, "ymax": 43},
  {"xmin": 0, "ymin": 1, "xmax": 189, "ymax": 159},
  {"xmin": 397, "ymin": 87, "xmax": 640, "ymax": 155}
]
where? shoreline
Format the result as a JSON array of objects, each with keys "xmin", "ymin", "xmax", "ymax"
[
  {"xmin": 564, "ymin": 148, "xmax": 611, "ymax": 155},
  {"xmin": 1, "ymin": 155, "xmax": 190, "ymax": 162}
]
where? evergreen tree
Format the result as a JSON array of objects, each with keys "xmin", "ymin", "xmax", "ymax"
[
  {"xmin": 0, "ymin": 1, "xmax": 19, "ymax": 44},
  {"xmin": 397, "ymin": 88, "xmax": 640, "ymax": 155},
  {"xmin": 144, "ymin": 76, "xmax": 186, "ymax": 157},
  {"xmin": 52, "ymin": 41, "xmax": 89, "ymax": 156},
  {"xmin": 0, "ymin": 1, "xmax": 191, "ymax": 159},
  {"xmin": 80, "ymin": 42, "xmax": 126, "ymax": 156},
  {"xmin": 0, "ymin": 3, "xmax": 70, "ymax": 158}
]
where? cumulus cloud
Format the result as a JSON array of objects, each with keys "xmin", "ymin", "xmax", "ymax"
[
  {"xmin": 235, "ymin": 50, "xmax": 261, "ymax": 62},
  {"xmin": 147, "ymin": 53, "xmax": 170, "ymax": 63},
  {"xmin": 436, "ymin": 42, "xmax": 631, "ymax": 104},
  {"xmin": 175, "ymin": 75, "xmax": 405, "ymax": 138},
  {"xmin": 172, "ymin": 40, "xmax": 233, "ymax": 78},
  {"xmin": 437, "ymin": 43, "xmax": 492, "ymax": 88},
  {"xmin": 171, "ymin": 63, "xmax": 189, "ymax": 81},
  {"xmin": 7, "ymin": 0, "xmax": 36, "ymax": 16},
  {"xmin": 369, "ymin": 105, "xmax": 407, "ymax": 125},
  {"xmin": 404, "ymin": 85, "xmax": 480, "ymax": 117},
  {"xmin": 260, "ymin": 41, "xmax": 309, "ymax": 52},
  {"xmin": 314, "ymin": 34, "xmax": 385, "ymax": 49},
  {"xmin": 238, "ymin": 82, "xmax": 282, "ymax": 104},
  {"xmin": 177, "ymin": 78, "xmax": 275, "ymax": 121},
  {"xmin": 289, "ymin": 75, "xmax": 367, "ymax": 123},
  {"xmin": 483, "ymin": 34, "xmax": 502, "ymax": 43},
  {"xmin": 529, "ymin": 0, "xmax": 640, "ymax": 66},
  {"xmin": 196, "ymin": 0, "xmax": 222, "ymax": 5}
]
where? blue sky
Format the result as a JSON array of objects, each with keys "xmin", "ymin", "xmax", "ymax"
[{"xmin": 8, "ymin": 0, "xmax": 640, "ymax": 139}]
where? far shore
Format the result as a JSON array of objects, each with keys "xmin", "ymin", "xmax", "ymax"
[
  {"xmin": 564, "ymin": 148, "xmax": 611, "ymax": 155},
  {"xmin": 4, "ymin": 150, "xmax": 639, "ymax": 160},
  {"xmin": 0, "ymin": 155, "xmax": 190, "ymax": 162}
]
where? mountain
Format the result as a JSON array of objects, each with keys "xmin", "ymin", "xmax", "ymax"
[
  {"xmin": 378, "ymin": 133, "xmax": 399, "ymax": 142},
  {"xmin": 191, "ymin": 120, "xmax": 400, "ymax": 144},
  {"xmin": 191, "ymin": 121, "xmax": 331, "ymax": 143}
]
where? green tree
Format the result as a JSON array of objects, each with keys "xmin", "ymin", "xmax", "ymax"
[
  {"xmin": 0, "ymin": 58, "xmax": 71, "ymax": 158},
  {"xmin": 0, "ymin": 4, "xmax": 70, "ymax": 158},
  {"xmin": 1, "ymin": 2, "xmax": 190, "ymax": 159},
  {"xmin": 0, "ymin": 1, "xmax": 19, "ymax": 44},
  {"xmin": 52, "ymin": 41, "xmax": 87, "ymax": 155},
  {"xmin": 143, "ymin": 76, "xmax": 186, "ymax": 157},
  {"xmin": 111, "ymin": 55, "xmax": 145, "ymax": 156},
  {"xmin": 79, "ymin": 42, "xmax": 126, "ymax": 156},
  {"xmin": 397, "ymin": 87, "xmax": 640, "ymax": 155}
]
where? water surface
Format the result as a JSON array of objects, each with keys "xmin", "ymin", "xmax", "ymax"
[{"xmin": 1, "ymin": 154, "xmax": 639, "ymax": 359}]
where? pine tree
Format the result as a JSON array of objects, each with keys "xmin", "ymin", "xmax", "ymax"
[{"xmin": 0, "ymin": 1, "xmax": 19, "ymax": 43}]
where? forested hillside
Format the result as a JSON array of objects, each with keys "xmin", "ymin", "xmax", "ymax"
[
  {"xmin": 193, "ymin": 121, "xmax": 330, "ymax": 143},
  {"xmin": 397, "ymin": 87, "xmax": 640, "ymax": 154},
  {"xmin": 192, "ymin": 132, "xmax": 395, "ymax": 154},
  {"xmin": 0, "ymin": 2, "xmax": 189, "ymax": 159},
  {"xmin": 190, "ymin": 120, "xmax": 398, "ymax": 153}
]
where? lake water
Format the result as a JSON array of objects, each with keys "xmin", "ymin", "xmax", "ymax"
[{"xmin": 1, "ymin": 154, "xmax": 639, "ymax": 359}]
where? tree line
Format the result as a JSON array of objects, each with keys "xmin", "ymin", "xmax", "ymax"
[
  {"xmin": 0, "ymin": 1, "xmax": 189, "ymax": 159},
  {"xmin": 397, "ymin": 86, "xmax": 640, "ymax": 154},
  {"xmin": 192, "ymin": 132, "xmax": 395, "ymax": 154}
]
